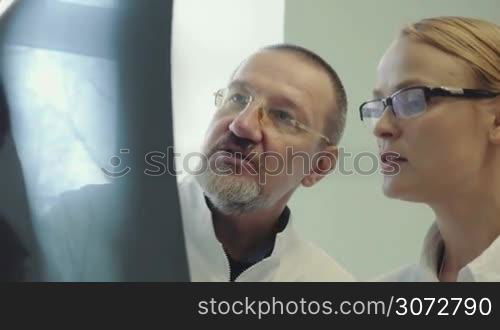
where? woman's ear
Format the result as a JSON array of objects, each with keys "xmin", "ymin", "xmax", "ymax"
[{"xmin": 301, "ymin": 145, "xmax": 338, "ymax": 188}]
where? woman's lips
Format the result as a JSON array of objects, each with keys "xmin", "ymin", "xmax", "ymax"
[
  {"xmin": 380, "ymin": 151, "xmax": 407, "ymax": 163},
  {"xmin": 380, "ymin": 151, "xmax": 407, "ymax": 174}
]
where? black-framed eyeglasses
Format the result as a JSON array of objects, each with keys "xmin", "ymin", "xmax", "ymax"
[{"xmin": 359, "ymin": 86, "xmax": 500, "ymax": 129}]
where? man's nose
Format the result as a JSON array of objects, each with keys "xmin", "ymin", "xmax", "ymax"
[{"xmin": 228, "ymin": 101, "xmax": 264, "ymax": 144}]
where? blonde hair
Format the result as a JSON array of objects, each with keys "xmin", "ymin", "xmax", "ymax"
[{"xmin": 402, "ymin": 17, "xmax": 500, "ymax": 91}]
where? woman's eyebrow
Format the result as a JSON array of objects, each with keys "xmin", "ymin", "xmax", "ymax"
[{"xmin": 372, "ymin": 79, "xmax": 428, "ymax": 98}]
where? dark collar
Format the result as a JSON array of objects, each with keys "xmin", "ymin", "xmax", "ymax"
[
  {"xmin": 204, "ymin": 196, "xmax": 290, "ymax": 263},
  {"xmin": 204, "ymin": 196, "xmax": 290, "ymax": 234}
]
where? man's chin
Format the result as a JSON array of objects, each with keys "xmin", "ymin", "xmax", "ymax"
[
  {"xmin": 217, "ymin": 172, "xmax": 257, "ymax": 184},
  {"xmin": 195, "ymin": 171, "xmax": 263, "ymax": 209}
]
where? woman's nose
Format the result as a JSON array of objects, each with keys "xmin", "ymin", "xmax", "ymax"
[{"xmin": 373, "ymin": 107, "xmax": 402, "ymax": 140}]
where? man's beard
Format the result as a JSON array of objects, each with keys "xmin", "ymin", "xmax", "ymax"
[{"xmin": 195, "ymin": 160, "xmax": 270, "ymax": 215}]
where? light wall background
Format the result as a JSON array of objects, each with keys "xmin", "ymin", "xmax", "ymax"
[{"xmin": 285, "ymin": 0, "xmax": 500, "ymax": 280}]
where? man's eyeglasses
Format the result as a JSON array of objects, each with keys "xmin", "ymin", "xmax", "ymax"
[
  {"xmin": 359, "ymin": 86, "xmax": 500, "ymax": 129},
  {"xmin": 214, "ymin": 87, "xmax": 332, "ymax": 145}
]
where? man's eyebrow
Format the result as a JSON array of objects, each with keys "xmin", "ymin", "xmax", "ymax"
[
  {"xmin": 372, "ymin": 79, "xmax": 427, "ymax": 98},
  {"xmin": 273, "ymin": 94, "xmax": 302, "ymax": 110},
  {"xmin": 273, "ymin": 92, "xmax": 314, "ymax": 124},
  {"xmin": 227, "ymin": 80, "xmax": 251, "ymax": 90},
  {"xmin": 228, "ymin": 80, "xmax": 303, "ymax": 110},
  {"xmin": 227, "ymin": 80, "xmax": 310, "ymax": 121}
]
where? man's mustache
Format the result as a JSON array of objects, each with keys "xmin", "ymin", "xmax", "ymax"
[{"xmin": 206, "ymin": 134, "xmax": 262, "ymax": 172}]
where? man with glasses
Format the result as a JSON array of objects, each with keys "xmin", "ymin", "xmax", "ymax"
[
  {"xmin": 37, "ymin": 44, "xmax": 353, "ymax": 282},
  {"xmin": 180, "ymin": 44, "xmax": 353, "ymax": 281}
]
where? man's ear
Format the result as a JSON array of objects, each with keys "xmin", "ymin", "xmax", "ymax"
[
  {"xmin": 301, "ymin": 145, "xmax": 338, "ymax": 188},
  {"xmin": 488, "ymin": 97, "xmax": 500, "ymax": 144}
]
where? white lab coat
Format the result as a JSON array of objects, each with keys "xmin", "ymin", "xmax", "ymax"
[
  {"xmin": 178, "ymin": 176, "xmax": 354, "ymax": 282},
  {"xmin": 379, "ymin": 223, "xmax": 500, "ymax": 282}
]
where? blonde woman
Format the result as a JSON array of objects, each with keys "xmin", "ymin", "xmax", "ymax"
[{"xmin": 359, "ymin": 17, "xmax": 500, "ymax": 281}]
